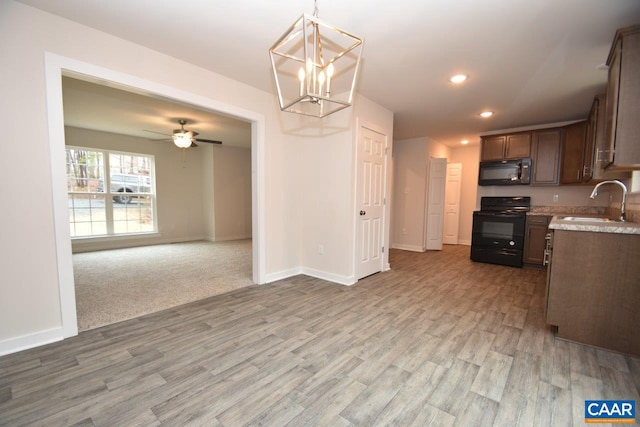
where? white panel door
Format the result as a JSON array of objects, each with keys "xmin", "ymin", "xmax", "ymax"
[
  {"xmin": 443, "ymin": 163, "xmax": 462, "ymax": 245},
  {"xmin": 357, "ymin": 126, "xmax": 386, "ymax": 279},
  {"xmin": 425, "ymin": 158, "xmax": 447, "ymax": 250}
]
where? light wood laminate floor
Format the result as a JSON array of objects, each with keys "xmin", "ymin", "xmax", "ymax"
[{"xmin": 1, "ymin": 245, "xmax": 639, "ymax": 426}]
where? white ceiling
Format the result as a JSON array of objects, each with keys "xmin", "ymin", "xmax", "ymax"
[
  {"xmin": 19, "ymin": 0, "xmax": 640, "ymax": 146},
  {"xmin": 62, "ymin": 76, "xmax": 252, "ymax": 148}
]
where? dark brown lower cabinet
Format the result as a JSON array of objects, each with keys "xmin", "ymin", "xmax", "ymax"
[
  {"xmin": 546, "ymin": 229, "xmax": 640, "ymax": 357},
  {"xmin": 523, "ymin": 215, "xmax": 550, "ymax": 267}
]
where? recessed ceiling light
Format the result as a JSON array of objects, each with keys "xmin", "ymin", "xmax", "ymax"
[
  {"xmin": 479, "ymin": 111, "xmax": 494, "ymax": 118},
  {"xmin": 449, "ymin": 74, "xmax": 468, "ymax": 83},
  {"xmin": 461, "ymin": 139, "xmax": 469, "ymax": 145}
]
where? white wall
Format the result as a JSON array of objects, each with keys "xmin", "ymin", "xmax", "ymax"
[
  {"xmin": 392, "ymin": 137, "xmax": 450, "ymax": 251},
  {"xmin": 213, "ymin": 146, "xmax": 252, "ymax": 241},
  {"xmin": 0, "ymin": 1, "xmax": 393, "ymax": 354},
  {"xmin": 289, "ymin": 95, "xmax": 394, "ymax": 283}
]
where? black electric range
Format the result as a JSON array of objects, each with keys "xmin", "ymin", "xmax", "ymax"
[{"xmin": 471, "ymin": 196, "xmax": 531, "ymax": 267}]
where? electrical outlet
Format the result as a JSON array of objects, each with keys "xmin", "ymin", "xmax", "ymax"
[
  {"xmin": 318, "ymin": 244, "xmax": 324, "ymax": 255},
  {"xmin": 553, "ymin": 194, "xmax": 559, "ymax": 203}
]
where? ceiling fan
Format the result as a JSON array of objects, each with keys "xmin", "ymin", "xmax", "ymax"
[{"xmin": 145, "ymin": 119, "xmax": 222, "ymax": 148}]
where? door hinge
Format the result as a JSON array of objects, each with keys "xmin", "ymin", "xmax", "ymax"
[
  {"xmin": 384, "ymin": 197, "xmax": 386, "ymax": 205},
  {"xmin": 382, "ymin": 246, "xmax": 385, "ymax": 253}
]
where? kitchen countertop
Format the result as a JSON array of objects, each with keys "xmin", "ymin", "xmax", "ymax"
[
  {"xmin": 527, "ymin": 205, "xmax": 607, "ymax": 216},
  {"xmin": 548, "ymin": 215, "xmax": 640, "ymax": 235}
]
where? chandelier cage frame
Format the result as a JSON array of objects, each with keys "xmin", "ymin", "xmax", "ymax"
[{"xmin": 269, "ymin": 12, "xmax": 364, "ymax": 118}]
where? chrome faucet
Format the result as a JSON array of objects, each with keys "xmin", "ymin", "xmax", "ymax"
[{"xmin": 589, "ymin": 179, "xmax": 628, "ymax": 222}]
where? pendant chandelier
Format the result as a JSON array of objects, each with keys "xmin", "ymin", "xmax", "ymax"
[{"xmin": 269, "ymin": 0, "xmax": 364, "ymax": 118}]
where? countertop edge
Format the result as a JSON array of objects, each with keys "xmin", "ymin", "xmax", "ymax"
[{"xmin": 548, "ymin": 215, "xmax": 640, "ymax": 235}]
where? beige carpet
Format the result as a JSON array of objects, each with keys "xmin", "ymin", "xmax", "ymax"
[{"xmin": 73, "ymin": 240, "xmax": 253, "ymax": 331}]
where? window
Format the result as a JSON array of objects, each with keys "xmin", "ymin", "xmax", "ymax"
[{"xmin": 66, "ymin": 147, "xmax": 156, "ymax": 238}]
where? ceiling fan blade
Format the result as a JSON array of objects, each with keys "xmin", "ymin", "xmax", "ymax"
[
  {"xmin": 194, "ymin": 138, "xmax": 223, "ymax": 144},
  {"xmin": 148, "ymin": 138, "xmax": 172, "ymax": 141},
  {"xmin": 143, "ymin": 129, "xmax": 171, "ymax": 137}
]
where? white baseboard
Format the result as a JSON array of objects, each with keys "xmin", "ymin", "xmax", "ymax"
[
  {"xmin": 265, "ymin": 267, "xmax": 303, "ymax": 284},
  {"xmin": 0, "ymin": 327, "xmax": 64, "ymax": 357},
  {"xmin": 458, "ymin": 239, "xmax": 471, "ymax": 246},
  {"xmin": 391, "ymin": 244, "xmax": 425, "ymax": 252},
  {"xmin": 212, "ymin": 234, "xmax": 252, "ymax": 242},
  {"xmin": 265, "ymin": 266, "xmax": 355, "ymax": 286},
  {"xmin": 301, "ymin": 267, "xmax": 356, "ymax": 286}
]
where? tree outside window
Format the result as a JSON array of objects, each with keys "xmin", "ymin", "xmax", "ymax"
[{"xmin": 66, "ymin": 146, "xmax": 157, "ymax": 237}]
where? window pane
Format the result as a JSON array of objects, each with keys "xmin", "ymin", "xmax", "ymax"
[
  {"xmin": 67, "ymin": 147, "xmax": 156, "ymax": 238},
  {"xmin": 66, "ymin": 149, "xmax": 104, "ymax": 193},
  {"xmin": 68, "ymin": 193, "xmax": 107, "ymax": 237},
  {"xmin": 113, "ymin": 196, "xmax": 154, "ymax": 234},
  {"xmin": 109, "ymin": 153, "xmax": 152, "ymax": 194}
]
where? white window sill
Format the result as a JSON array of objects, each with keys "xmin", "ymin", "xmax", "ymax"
[{"xmin": 71, "ymin": 232, "xmax": 160, "ymax": 243}]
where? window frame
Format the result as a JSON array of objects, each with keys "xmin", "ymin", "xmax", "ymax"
[{"xmin": 66, "ymin": 145, "xmax": 158, "ymax": 240}]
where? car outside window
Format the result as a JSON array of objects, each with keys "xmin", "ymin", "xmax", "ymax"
[{"xmin": 66, "ymin": 146, "xmax": 157, "ymax": 237}]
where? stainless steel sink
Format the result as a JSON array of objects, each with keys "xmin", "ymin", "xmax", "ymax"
[{"xmin": 560, "ymin": 216, "xmax": 613, "ymax": 222}]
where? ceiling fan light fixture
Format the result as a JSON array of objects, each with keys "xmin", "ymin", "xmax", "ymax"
[
  {"xmin": 269, "ymin": 0, "xmax": 364, "ymax": 118},
  {"xmin": 173, "ymin": 132, "xmax": 192, "ymax": 148},
  {"xmin": 449, "ymin": 74, "xmax": 468, "ymax": 84}
]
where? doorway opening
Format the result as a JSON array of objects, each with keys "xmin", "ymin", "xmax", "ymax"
[{"xmin": 45, "ymin": 53, "xmax": 266, "ymax": 338}]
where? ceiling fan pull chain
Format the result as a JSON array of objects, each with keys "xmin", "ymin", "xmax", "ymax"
[{"xmin": 313, "ymin": 0, "xmax": 319, "ymax": 17}]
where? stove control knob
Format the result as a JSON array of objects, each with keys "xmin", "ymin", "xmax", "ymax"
[{"xmin": 509, "ymin": 241, "xmax": 515, "ymax": 246}]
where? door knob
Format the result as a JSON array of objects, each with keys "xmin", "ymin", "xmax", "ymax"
[{"xmin": 359, "ymin": 210, "xmax": 366, "ymax": 216}]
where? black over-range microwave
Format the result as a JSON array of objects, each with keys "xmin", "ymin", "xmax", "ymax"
[{"xmin": 478, "ymin": 158, "xmax": 532, "ymax": 186}]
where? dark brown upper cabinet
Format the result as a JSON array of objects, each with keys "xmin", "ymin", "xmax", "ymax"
[
  {"xmin": 531, "ymin": 128, "xmax": 561, "ymax": 186},
  {"xmin": 481, "ymin": 133, "xmax": 531, "ymax": 161},
  {"xmin": 602, "ymin": 25, "xmax": 640, "ymax": 170},
  {"xmin": 560, "ymin": 121, "xmax": 588, "ymax": 184}
]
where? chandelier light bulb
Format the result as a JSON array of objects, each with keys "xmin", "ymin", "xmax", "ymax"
[
  {"xmin": 298, "ymin": 68, "xmax": 305, "ymax": 96},
  {"xmin": 318, "ymin": 70, "xmax": 326, "ymax": 95},
  {"xmin": 326, "ymin": 63, "xmax": 334, "ymax": 94}
]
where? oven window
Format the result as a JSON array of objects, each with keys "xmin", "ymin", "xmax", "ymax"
[{"xmin": 481, "ymin": 221, "xmax": 514, "ymax": 239}]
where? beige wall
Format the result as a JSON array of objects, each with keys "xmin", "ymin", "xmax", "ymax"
[
  {"xmin": 0, "ymin": 1, "xmax": 393, "ymax": 354},
  {"xmin": 476, "ymin": 184, "xmax": 610, "ymax": 207},
  {"xmin": 65, "ymin": 126, "xmax": 214, "ymax": 252},
  {"xmin": 65, "ymin": 127, "xmax": 253, "ymax": 251},
  {"xmin": 392, "ymin": 137, "xmax": 451, "ymax": 251},
  {"xmin": 213, "ymin": 146, "xmax": 252, "ymax": 241}
]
